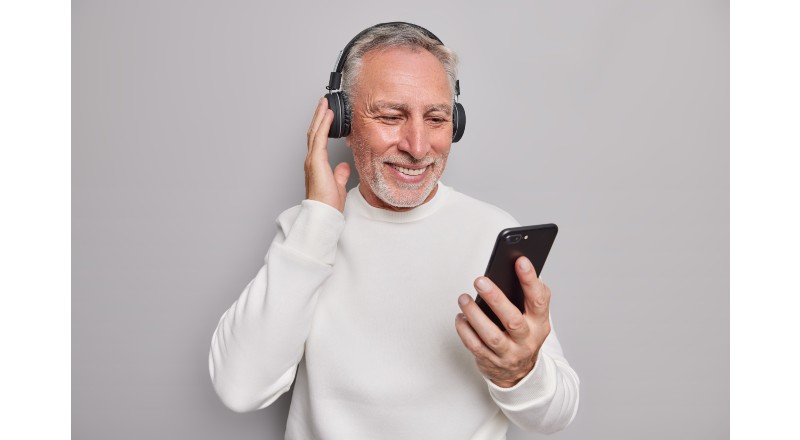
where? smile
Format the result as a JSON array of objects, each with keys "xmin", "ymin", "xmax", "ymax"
[{"xmin": 389, "ymin": 164, "xmax": 428, "ymax": 176}]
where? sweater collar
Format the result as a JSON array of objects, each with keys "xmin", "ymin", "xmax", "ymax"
[{"xmin": 346, "ymin": 182, "xmax": 452, "ymax": 223}]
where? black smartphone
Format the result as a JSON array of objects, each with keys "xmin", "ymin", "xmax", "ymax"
[{"xmin": 476, "ymin": 224, "xmax": 558, "ymax": 331}]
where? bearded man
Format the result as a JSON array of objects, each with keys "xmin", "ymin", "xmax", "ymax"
[{"xmin": 209, "ymin": 22, "xmax": 579, "ymax": 439}]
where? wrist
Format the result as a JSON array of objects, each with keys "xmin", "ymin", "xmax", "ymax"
[{"xmin": 491, "ymin": 378, "xmax": 521, "ymax": 389}]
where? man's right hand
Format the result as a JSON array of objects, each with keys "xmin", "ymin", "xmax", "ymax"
[{"xmin": 305, "ymin": 97, "xmax": 351, "ymax": 213}]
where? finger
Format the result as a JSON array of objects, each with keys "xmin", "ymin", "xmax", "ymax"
[
  {"xmin": 458, "ymin": 293, "xmax": 510, "ymax": 355},
  {"xmin": 454, "ymin": 313, "xmax": 502, "ymax": 365},
  {"xmin": 474, "ymin": 276, "xmax": 530, "ymax": 342},
  {"xmin": 308, "ymin": 109, "xmax": 334, "ymax": 159},
  {"xmin": 333, "ymin": 162, "xmax": 351, "ymax": 189},
  {"xmin": 307, "ymin": 97, "xmax": 330, "ymax": 151},
  {"xmin": 517, "ymin": 256, "xmax": 550, "ymax": 321}
]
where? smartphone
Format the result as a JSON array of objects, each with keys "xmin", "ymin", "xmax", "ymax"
[{"xmin": 476, "ymin": 224, "xmax": 558, "ymax": 331}]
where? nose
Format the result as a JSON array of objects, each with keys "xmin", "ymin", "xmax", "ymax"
[{"xmin": 397, "ymin": 117, "xmax": 430, "ymax": 160}]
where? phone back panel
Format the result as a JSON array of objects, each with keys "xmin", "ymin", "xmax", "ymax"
[{"xmin": 477, "ymin": 224, "xmax": 558, "ymax": 331}]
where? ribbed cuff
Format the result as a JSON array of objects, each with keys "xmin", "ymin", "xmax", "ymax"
[{"xmin": 282, "ymin": 200, "xmax": 345, "ymax": 265}]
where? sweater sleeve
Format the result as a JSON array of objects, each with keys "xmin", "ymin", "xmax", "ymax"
[
  {"xmin": 208, "ymin": 200, "xmax": 345, "ymax": 413},
  {"xmin": 485, "ymin": 318, "xmax": 580, "ymax": 434}
]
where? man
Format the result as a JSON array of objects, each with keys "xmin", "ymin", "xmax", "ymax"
[{"xmin": 209, "ymin": 22, "xmax": 579, "ymax": 439}]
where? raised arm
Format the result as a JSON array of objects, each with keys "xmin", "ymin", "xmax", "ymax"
[{"xmin": 208, "ymin": 97, "xmax": 350, "ymax": 412}]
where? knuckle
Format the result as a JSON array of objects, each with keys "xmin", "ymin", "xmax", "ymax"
[
  {"xmin": 487, "ymin": 334, "xmax": 504, "ymax": 348},
  {"xmin": 487, "ymin": 289, "xmax": 504, "ymax": 304},
  {"xmin": 505, "ymin": 316, "xmax": 527, "ymax": 332},
  {"xmin": 520, "ymin": 271, "xmax": 535, "ymax": 285},
  {"xmin": 533, "ymin": 287, "xmax": 549, "ymax": 308},
  {"xmin": 498, "ymin": 357, "xmax": 514, "ymax": 371},
  {"xmin": 468, "ymin": 341, "xmax": 483, "ymax": 354}
]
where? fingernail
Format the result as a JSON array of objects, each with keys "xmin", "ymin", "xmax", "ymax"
[
  {"xmin": 475, "ymin": 277, "xmax": 491, "ymax": 292},
  {"xmin": 519, "ymin": 258, "xmax": 532, "ymax": 272},
  {"xmin": 458, "ymin": 294, "xmax": 470, "ymax": 305}
]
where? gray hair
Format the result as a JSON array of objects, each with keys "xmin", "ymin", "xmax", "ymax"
[{"xmin": 341, "ymin": 23, "xmax": 459, "ymax": 100}]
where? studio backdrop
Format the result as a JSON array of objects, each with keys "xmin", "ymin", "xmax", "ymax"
[{"xmin": 73, "ymin": 0, "xmax": 729, "ymax": 438}]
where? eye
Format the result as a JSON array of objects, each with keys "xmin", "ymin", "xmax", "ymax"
[
  {"xmin": 378, "ymin": 115, "xmax": 403, "ymax": 124},
  {"xmin": 427, "ymin": 116, "xmax": 449, "ymax": 125}
]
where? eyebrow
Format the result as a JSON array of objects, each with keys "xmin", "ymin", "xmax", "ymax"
[{"xmin": 369, "ymin": 100, "xmax": 452, "ymax": 114}]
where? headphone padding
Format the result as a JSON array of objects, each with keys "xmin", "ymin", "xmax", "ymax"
[
  {"xmin": 340, "ymin": 93, "xmax": 352, "ymax": 137},
  {"xmin": 452, "ymin": 102, "xmax": 466, "ymax": 143},
  {"xmin": 325, "ymin": 92, "xmax": 344, "ymax": 138}
]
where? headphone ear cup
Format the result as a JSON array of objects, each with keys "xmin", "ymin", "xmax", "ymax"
[
  {"xmin": 341, "ymin": 92, "xmax": 352, "ymax": 137},
  {"xmin": 452, "ymin": 102, "xmax": 466, "ymax": 143},
  {"xmin": 324, "ymin": 92, "xmax": 352, "ymax": 138},
  {"xmin": 325, "ymin": 92, "xmax": 345, "ymax": 138}
]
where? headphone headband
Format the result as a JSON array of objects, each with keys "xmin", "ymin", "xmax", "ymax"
[{"xmin": 327, "ymin": 22, "xmax": 444, "ymax": 92}]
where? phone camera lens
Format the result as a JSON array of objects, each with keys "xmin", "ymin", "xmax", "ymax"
[{"xmin": 505, "ymin": 234, "xmax": 522, "ymax": 244}]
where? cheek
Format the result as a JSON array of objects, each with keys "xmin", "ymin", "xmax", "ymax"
[
  {"xmin": 368, "ymin": 126, "xmax": 400, "ymax": 149},
  {"xmin": 350, "ymin": 140, "xmax": 372, "ymax": 166},
  {"xmin": 432, "ymin": 139, "xmax": 453, "ymax": 159},
  {"xmin": 428, "ymin": 126, "xmax": 453, "ymax": 152},
  {"xmin": 356, "ymin": 124, "xmax": 399, "ymax": 156},
  {"xmin": 356, "ymin": 115, "xmax": 394, "ymax": 138},
  {"xmin": 349, "ymin": 134, "xmax": 379, "ymax": 173}
]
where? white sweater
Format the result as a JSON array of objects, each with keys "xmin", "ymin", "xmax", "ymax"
[{"xmin": 209, "ymin": 183, "xmax": 579, "ymax": 439}]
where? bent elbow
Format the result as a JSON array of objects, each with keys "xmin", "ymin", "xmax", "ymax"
[
  {"xmin": 216, "ymin": 389, "xmax": 261, "ymax": 414},
  {"xmin": 212, "ymin": 377, "xmax": 289, "ymax": 414},
  {"xmin": 209, "ymin": 374, "xmax": 261, "ymax": 413},
  {"xmin": 209, "ymin": 361, "xmax": 297, "ymax": 414}
]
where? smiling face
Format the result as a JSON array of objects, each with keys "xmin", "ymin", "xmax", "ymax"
[{"xmin": 345, "ymin": 46, "xmax": 454, "ymax": 211}]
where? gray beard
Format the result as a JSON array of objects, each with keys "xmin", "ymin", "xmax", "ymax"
[{"xmin": 351, "ymin": 139, "xmax": 445, "ymax": 208}]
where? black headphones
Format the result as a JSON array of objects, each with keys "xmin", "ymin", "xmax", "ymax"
[{"xmin": 325, "ymin": 22, "xmax": 466, "ymax": 143}]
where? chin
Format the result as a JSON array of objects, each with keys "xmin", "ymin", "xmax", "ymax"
[
  {"xmin": 380, "ymin": 194, "xmax": 427, "ymax": 208},
  {"xmin": 373, "ymin": 175, "xmax": 438, "ymax": 208}
]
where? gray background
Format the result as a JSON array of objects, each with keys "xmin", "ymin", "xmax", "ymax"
[{"xmin": 73, "ymin": 0, "xmax": 729, "ymax": 438}]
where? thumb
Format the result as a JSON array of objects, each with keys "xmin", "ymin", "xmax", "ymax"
[
  {"xmin": 333, "ymin": 162, "xmax": 351, "ymax": 189},
  {"xmin": 516, "ymin": 256, "xmax": 549, "ymax": 320}
]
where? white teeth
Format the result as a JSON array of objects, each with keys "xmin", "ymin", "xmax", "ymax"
[{"xmin": 390, "ymin": 164, "xmax": 427, "ymax": 176}]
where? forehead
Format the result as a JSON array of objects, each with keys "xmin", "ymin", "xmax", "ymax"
[{"xmin": 353, "ymin": 46, "xmax": 452, "ymax": 104}]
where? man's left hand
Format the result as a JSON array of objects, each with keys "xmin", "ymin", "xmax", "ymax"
[{"xmin": 454, "ymin": 256, "xmax": 552, "ymax": 388}]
